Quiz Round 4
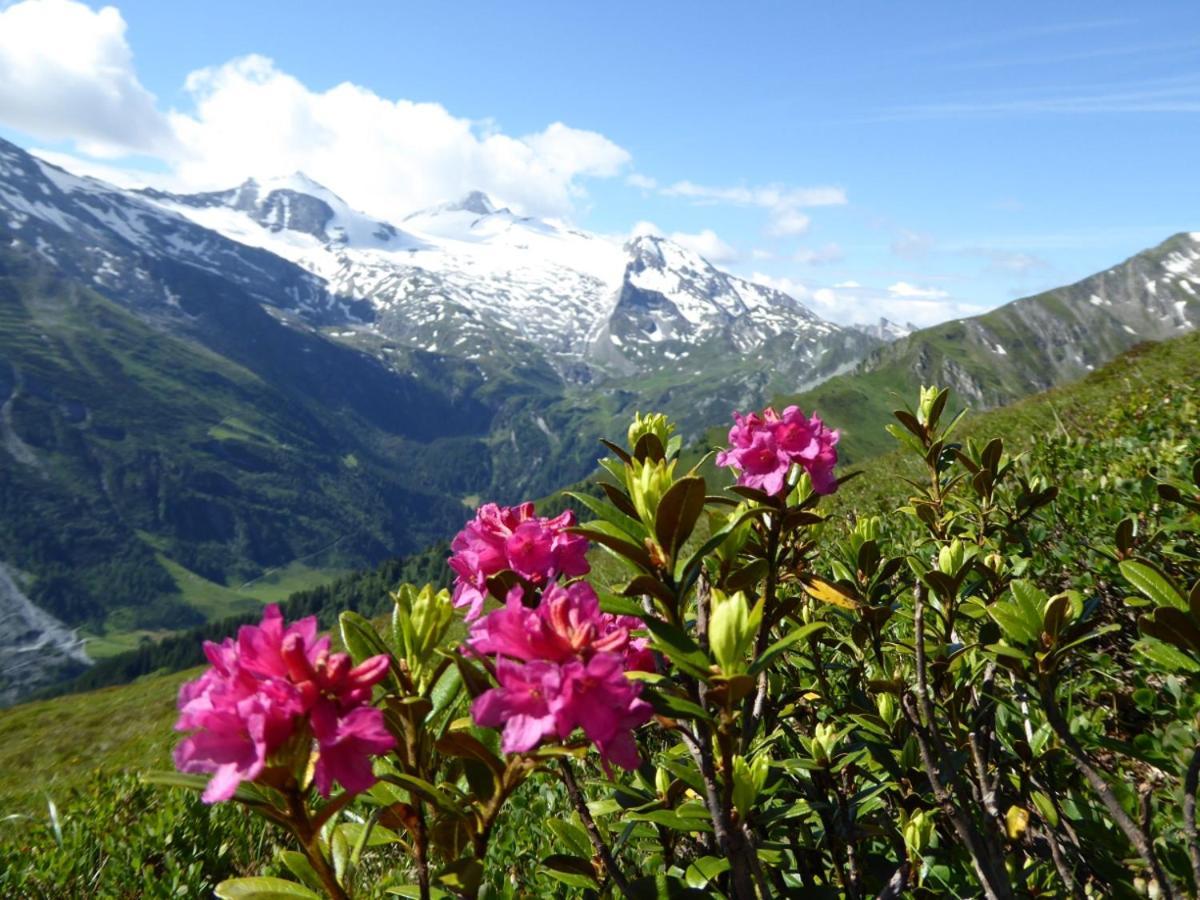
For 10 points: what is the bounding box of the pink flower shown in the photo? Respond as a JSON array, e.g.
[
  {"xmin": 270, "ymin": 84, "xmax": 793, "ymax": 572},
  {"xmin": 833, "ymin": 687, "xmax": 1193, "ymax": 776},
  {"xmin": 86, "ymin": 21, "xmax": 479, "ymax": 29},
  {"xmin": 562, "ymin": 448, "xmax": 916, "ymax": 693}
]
[
  {"xmin": 236, "ymin": 605, "xmax": 330, "ymax": 682},
  {"xmin": 467, "ymin": 582, "xmax": 636, "ymax": 664},
  {"xmin": 173, "ymin": 700, "xmax": 270, "ymax": 804},
  {"xmin": 449, "ymin": 502, "xmax": 590, "ymax": 620},
  {"xmin": 552, "ymin": 654, "xmax": 653, "ymax": 772},
  {"xmin": 174, "ymin": 605, "xmax": 395, "ymax": 803},
  {"xmin": 471, "ymin": 658, "xmax": 562, "ymax": 753},
  {"xmin": 310, "ymin": 703, "xmax": 396, "ymax": 797},
  {"xmin": 717, "ymin": 405, "xmax": 840, "ymax": 496}
]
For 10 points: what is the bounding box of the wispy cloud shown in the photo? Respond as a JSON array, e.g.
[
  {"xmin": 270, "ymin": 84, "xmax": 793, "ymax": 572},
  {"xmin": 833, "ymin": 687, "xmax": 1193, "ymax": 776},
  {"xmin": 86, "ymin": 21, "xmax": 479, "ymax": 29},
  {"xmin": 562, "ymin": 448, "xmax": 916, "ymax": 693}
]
[
  {"xmin": 910, "ymin": 17, "xmax": 1135, "ymax": 56},
  {"xmin": 872, "ymin": 74, "xmax": 1200, "ymax": 120},
  {"xmin": 654, "ymin": 179, "xmax": 846, "ymax": 236},
  {"xmin": 944, "ymin": 40, "xmax": 1200, "ymax": 71}
]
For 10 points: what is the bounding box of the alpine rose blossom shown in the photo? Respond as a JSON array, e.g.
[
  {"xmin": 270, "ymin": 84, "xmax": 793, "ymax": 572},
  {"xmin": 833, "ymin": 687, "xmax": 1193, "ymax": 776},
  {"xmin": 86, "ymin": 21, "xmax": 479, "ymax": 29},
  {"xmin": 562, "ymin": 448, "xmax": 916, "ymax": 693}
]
[
  {"xmin": 448, "ymin": 502, "xmax": 590, "ymax": 620},
  {"xmin": 467, "ymin": 582, "xmax": 646, "ymax": 668},
  {"xmin": 173, "ymin": 605, "xmax": 395, "ymax": 802},
  {"xmin": 716, "ymin": 405, "xmax": 840, "ymax": 496},
  {"xmin": 468, "ymin": 582, "xmax": 653, "ymax": 770}
]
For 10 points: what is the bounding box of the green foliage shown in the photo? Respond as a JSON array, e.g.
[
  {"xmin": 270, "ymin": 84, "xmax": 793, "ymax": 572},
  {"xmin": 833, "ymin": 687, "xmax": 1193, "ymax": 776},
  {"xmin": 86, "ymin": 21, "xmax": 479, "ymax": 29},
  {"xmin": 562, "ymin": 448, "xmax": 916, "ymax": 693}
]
[{"xmin": 2, "ymin": 331, "xmax": 1198, "ymax": 897}]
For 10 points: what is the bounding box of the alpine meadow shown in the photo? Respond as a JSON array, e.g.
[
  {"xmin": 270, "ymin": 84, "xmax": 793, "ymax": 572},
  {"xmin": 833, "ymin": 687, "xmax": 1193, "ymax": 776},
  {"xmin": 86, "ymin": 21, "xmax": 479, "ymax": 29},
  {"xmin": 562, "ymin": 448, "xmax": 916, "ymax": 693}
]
[{"xmin": 0, "ymin": 2, "xmax": 1198, "ymax": 898}]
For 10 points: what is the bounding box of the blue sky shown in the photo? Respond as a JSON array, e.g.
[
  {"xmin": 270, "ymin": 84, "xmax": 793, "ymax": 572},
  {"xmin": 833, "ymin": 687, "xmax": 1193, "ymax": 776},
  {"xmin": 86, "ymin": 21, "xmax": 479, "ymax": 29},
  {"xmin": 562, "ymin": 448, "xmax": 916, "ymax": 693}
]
[{"xmin": 1, "ymin": 0, "xmax": 1197, "ymax": 325}]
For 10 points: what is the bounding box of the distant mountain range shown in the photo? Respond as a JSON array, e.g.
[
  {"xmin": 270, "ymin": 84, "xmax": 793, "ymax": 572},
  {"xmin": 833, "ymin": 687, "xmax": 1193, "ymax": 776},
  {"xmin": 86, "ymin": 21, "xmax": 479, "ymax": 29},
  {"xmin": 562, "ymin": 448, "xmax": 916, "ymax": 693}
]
[
  {"xmin": 0, "ymin": 133, "xmax": 1195, "ymax": 702},
  {"xmin": 773, "ymin": 232, "xmax": 1200, "ymax": 461}
]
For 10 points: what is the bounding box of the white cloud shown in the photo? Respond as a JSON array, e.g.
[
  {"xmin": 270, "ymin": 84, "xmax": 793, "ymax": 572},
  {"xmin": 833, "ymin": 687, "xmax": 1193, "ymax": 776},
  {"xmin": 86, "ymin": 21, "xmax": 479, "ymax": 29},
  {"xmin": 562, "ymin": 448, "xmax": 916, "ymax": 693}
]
[
  {"xmin": 888, "ymin": 281, "xmax": 950, "ymax": 299},
  {"xmin": 670, "ymin": 228, "xmax": 737, "ymax": 263},
  {"xmin": 167, "ymin": 55, "xmax": 631, "ymax": 219},
  {"xmin": 750, "ymin": 248, "xmax": 774, "ymax": 261},
  {"xmin": 793, "ymin": 242, "xmax": 844, "ymax": 265},
  {"xmin": 626, "ymin": 173, "xmax": 657, "ymax": 190},
  {"xmin": 756, "ymin": 276, "xmax": 985, "ymax": 327},
  {"xmin": 629, "ymin": 220, "xmax": 663, "ymax": 238},
  {"xmin": 0, "ymin": 0, "xmax": 176, "ymax": 156},
  {"xmin": 767, "ymin": 209, "xmax": 811, "ymax": 236},
  {"xmin": 751, "ymin": 273, "xmax": 810, "ymax": 301},
  {"xmin": 662, "ymin": 181, "xmax": 846, "ymax": 208},
  {"xmin": 658, "ymin": 179, "xmax": 844, "ymax": 237},
  {"xmin": 0, "ymin": 4, "xmax": 633, "ymax": 221}
]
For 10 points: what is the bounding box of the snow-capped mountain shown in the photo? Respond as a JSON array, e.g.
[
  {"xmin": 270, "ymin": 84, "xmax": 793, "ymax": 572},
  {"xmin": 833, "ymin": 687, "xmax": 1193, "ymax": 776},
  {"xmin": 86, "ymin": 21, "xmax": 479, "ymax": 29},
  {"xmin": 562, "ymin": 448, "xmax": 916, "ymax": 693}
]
[
  {"xmin": 142, "ymin": 176, "xmax": 871, "ymax": 381},
  {"xmin": 850, "ymin": 318, "xmax": 915, "ymax": 343}
]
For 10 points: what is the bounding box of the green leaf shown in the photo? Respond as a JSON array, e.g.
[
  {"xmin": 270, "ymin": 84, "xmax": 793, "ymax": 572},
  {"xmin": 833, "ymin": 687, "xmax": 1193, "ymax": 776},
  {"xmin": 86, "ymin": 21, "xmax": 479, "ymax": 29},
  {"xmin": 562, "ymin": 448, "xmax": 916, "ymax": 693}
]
[
  {"xmin": 278, "ymin": 852, "xmax": 324, "ymax": 895},
  {"xmin": 330, "ymin": 825, "xmax": 350, "ymax": 886},
  {"xmin": 214, "ymin": 877, "xmax": 320, "ymax": 900},
  {"xmin": 386, "ymin": 887, "xmax": 451, "ymax": 899},
  {"xmin": 1120, "ymin": 559, "xmax": 1187, "ymax": 611},
  {"xmin": 339, "ymin": 611, "xmax": 399, "ymax": 690},
  {"xmin": 642, "ymin": 617, "xmax": 711, "ymax": 679},
  {"xmin": 434, "ymin": 858, "xmax": 483, "ymax": 895},
  {"xmin": 655, "ymin": 476, "xmax": 707, "ymax": 560},
  {"xmin": 684, "ymin": 855, "xmax": 730, "ymax": 888},
  {"xmin": 426, "ymin": 663, "xmax": 463, "ymax": 731},
  {"xmin": 571, "ymin": 522, "xmax": 655, "ymax": 572},
  {"xmin": 643, "ymin": 687, "xmax": 712, "ymax": 722},
  {"xmin": 546, "ymin": 818, "xmax": 592, "ymax": 858},
  {"xmin": 540, "ymin": 854, "xmax": 599, "ymax": 890},
  {"xmin": 567, "ymin": 490, "xmax": 646, "ymax": 540},
  {"xmin": 1136, "ymin": 638, "xmax": 1200, "ymax": 673},
  {"xmin": 142, "ymin": 771, "xmax": 275, "ymax": 807},
  {"xmin": 748, "ymin": 621, "xmax": 828, "ymax": 676}
]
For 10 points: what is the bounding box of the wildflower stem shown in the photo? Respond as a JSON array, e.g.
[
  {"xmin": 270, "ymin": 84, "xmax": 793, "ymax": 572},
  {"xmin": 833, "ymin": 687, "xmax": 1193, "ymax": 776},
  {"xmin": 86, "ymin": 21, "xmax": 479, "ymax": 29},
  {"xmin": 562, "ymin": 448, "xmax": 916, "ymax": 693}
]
[
  {"xmin": 558, "ymin": 758, "xmax": 634, "ymax": 898},
  {"xmin": 286, "ymin": 788, "xmax": 349, "ymax": 900}
]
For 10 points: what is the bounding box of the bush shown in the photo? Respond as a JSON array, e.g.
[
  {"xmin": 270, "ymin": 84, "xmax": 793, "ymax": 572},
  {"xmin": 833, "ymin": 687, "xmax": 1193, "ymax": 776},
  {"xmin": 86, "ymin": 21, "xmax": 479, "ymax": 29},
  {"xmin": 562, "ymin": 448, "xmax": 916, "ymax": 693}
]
[{"xmin": 16, "ymin": 377, "xmax": 1200, "ymax": 899}]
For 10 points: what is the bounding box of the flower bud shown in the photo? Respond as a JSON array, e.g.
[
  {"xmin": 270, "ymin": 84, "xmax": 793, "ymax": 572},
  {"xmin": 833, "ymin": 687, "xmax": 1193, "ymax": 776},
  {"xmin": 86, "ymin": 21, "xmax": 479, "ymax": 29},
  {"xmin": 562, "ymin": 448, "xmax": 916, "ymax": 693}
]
[
  {"xmin": 627, "ymin": 411, "xmax": 676, "ymax": 452},
  {"xmin": 709, "ymin": 590, "xmax": 762, "ymax": 675},
  {"xmin": 629, "ymin": 458, "xmax": 677, "ymax": 532},
  {"xmin": 918, "ymin": 385, "xmax": 940, "ymax": 425},
  {"xmin": 732, "ymin": 753, "xmax": 769, "ymax": 818},
  {"xmin": 875, "ymin": 692, "xmax": 897, "ymax": 727},
  {"xmin": 938, "ymin": 540, "xmax": 966, "ymax": 576}
]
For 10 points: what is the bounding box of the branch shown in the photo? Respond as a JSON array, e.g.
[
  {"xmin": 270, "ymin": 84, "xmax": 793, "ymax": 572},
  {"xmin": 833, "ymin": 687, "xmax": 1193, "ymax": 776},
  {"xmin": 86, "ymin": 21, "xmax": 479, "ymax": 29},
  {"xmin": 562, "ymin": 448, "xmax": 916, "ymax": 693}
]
[
  {"xmin": 559, "ymin": 758, "xmax": 635, "ymax": 899},
  {"xmin": 905, "ymin": 585, "xmax": 1012, "ymax": 900},
  {"xmin": 874, "ymin": 862, "xmax": 910, "ymax": 900},
  {"xmin": 1039, "ymin": 687, "xmax": 1176, "ymax": 900},
  {"xmin": 902, "ymin": 694, "xmax": 1012, "ymax": 900},
  {"xmin": 1185, "ymin": 744, "xmax": 1200, "ymax": 893}
]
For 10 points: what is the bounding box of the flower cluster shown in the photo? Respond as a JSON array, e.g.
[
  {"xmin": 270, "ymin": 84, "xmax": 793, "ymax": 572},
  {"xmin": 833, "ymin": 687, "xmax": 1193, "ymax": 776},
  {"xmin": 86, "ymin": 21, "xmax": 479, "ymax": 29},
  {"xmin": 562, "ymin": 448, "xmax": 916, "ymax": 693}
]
[
  {"xmin": 448, "ymin": 501, "xmax": 590, "ymax": 620},
  {"xmin": 468, "ymin": 581, "xmax": 654, "ymax": 771},
  {"xmin": 174, "ymin": 605, "xmax": 395, "ymax": 803},
  {"xmin": 716, "ymin": 405, "xmax": 840, "ymax": 496}
]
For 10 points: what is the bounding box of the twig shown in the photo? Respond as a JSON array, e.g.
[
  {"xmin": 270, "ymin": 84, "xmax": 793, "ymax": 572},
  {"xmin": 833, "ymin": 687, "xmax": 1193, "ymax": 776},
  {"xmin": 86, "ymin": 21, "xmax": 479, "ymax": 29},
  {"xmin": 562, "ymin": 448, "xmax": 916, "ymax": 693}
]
[
  {"xmin": 875, "ymin": 862, "xmax": 910, "ymax": 900},
  {"xmin": 559, "ymin": 758, "xmax": 634, "ymax": 899}
]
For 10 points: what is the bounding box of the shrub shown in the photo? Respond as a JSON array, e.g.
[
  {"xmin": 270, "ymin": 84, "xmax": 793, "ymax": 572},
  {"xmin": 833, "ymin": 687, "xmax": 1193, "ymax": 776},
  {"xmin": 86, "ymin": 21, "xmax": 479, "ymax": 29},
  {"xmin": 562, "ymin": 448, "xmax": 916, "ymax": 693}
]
[{"xmin": 111, "ymin": 384, "xmax": 1200, "ymax": 896}]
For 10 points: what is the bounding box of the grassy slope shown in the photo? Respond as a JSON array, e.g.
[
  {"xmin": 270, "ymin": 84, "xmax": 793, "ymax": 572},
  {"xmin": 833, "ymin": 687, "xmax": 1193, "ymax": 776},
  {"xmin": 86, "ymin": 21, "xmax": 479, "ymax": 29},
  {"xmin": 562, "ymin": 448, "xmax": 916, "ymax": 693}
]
[{"xmin": 0, "ymin": 331, "xmax": 1195, "ymax": 814}]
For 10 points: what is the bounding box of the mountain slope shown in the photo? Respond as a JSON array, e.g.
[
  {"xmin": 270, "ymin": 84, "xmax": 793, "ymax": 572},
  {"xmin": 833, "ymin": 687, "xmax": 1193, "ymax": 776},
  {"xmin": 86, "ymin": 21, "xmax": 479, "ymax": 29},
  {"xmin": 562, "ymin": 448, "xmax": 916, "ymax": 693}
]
[{"xmin": 769, "ymin": 232, "xmax": 1200, "ymax": 461}]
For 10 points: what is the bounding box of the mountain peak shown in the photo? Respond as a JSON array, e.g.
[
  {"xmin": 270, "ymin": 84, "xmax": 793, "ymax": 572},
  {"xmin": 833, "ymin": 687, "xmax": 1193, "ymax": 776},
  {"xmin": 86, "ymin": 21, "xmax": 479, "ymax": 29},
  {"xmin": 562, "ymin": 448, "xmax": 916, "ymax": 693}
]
[{"xmin": 453, "ymin": 190, "xmax": 497, "ymax": 215}]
